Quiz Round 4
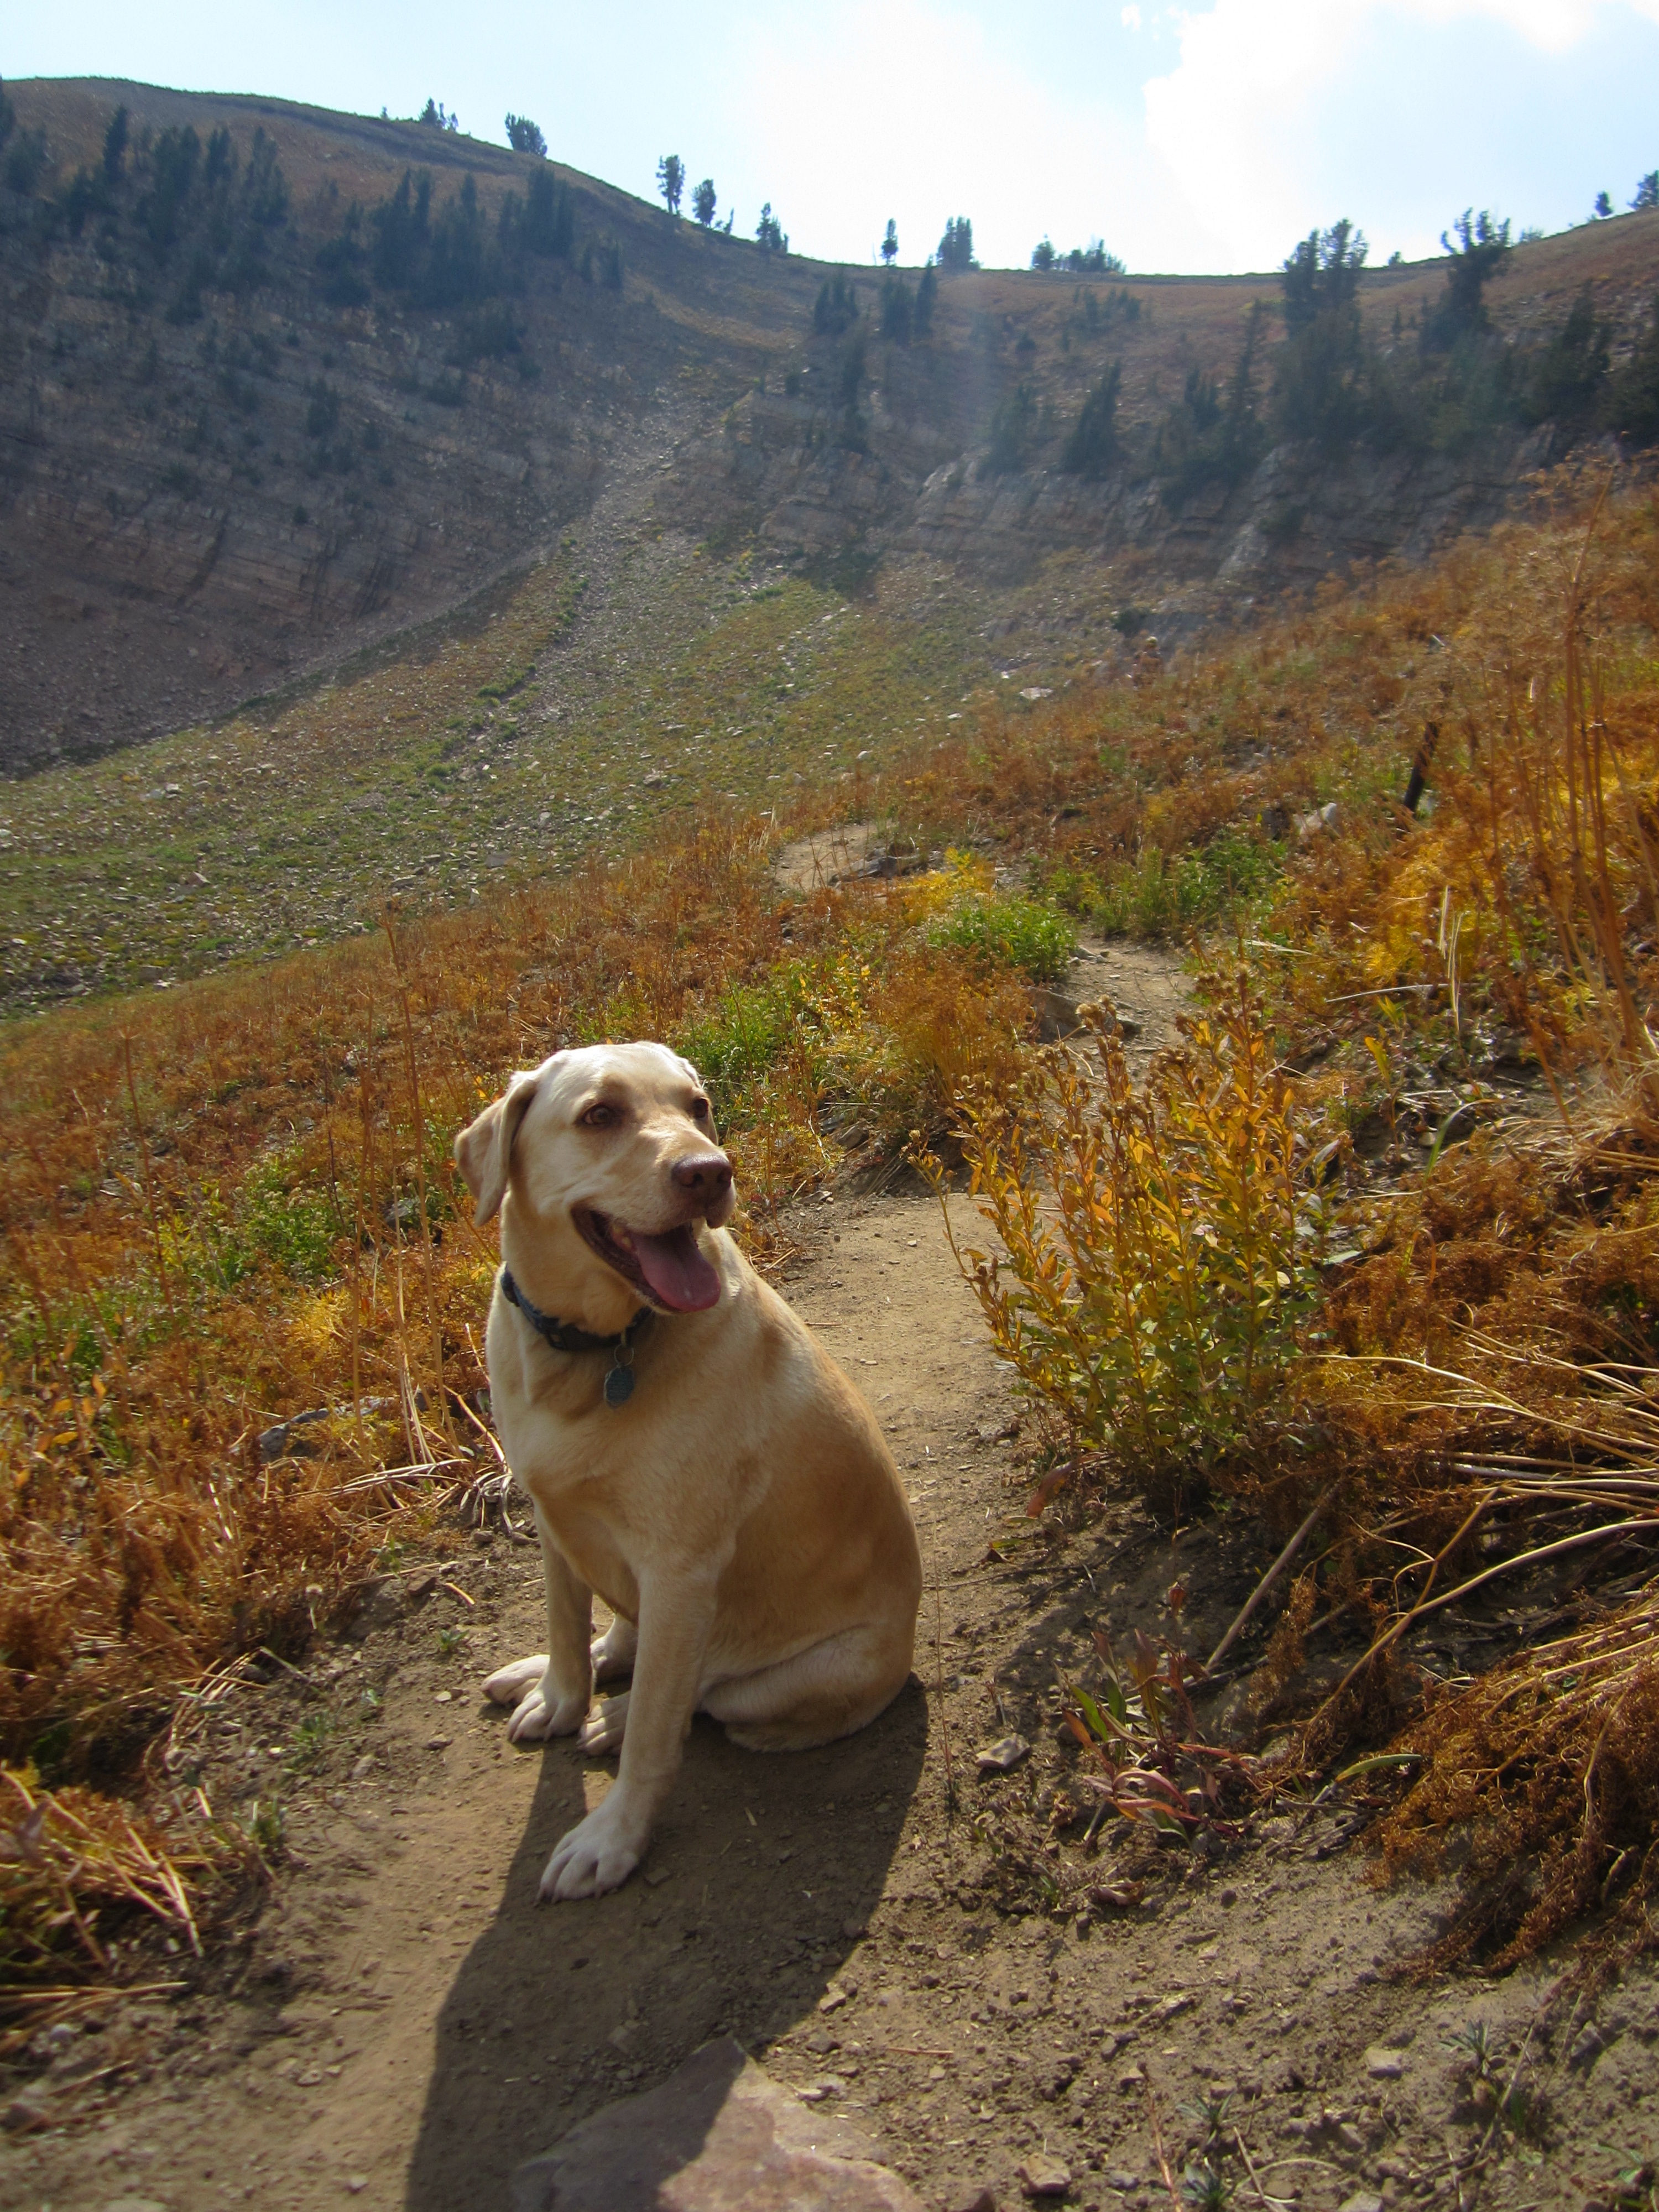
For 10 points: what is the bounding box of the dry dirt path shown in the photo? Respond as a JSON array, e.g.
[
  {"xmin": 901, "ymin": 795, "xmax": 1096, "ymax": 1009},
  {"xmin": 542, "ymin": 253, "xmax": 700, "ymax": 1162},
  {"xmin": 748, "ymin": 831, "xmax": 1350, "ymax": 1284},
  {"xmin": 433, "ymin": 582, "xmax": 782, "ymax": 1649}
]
[{"xmin": 5, "ymin": 987, "xmax": 1658, "ymax": 2212}]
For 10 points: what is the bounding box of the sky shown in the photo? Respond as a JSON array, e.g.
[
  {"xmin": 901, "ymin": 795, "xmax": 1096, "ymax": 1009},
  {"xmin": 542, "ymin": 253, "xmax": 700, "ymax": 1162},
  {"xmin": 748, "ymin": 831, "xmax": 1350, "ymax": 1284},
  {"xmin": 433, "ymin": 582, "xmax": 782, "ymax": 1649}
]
[{"xmin": 7, "ymin": 1, "xmax": 1659, "ymax": 274}]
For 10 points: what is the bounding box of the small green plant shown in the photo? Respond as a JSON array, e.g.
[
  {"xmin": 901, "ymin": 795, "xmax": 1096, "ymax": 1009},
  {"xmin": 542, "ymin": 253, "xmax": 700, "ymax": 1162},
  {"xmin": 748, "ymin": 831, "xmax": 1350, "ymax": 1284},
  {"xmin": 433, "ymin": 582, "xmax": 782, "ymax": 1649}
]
[
  {"xmin": 237, "ymin": 1147, "xmax": 345, "ymax": 1281},
  {"xmin": 248, "ymin": 1798, "xmax": 285, "ymax": 1859},
  {"xmin": 286, "ymin": 1712, "xmax": 333, "ymax": 1768},
  {"xmin": 1498, "ymin": 2081, "xmax": 1549, "ymax": 2144},
  {"xmin": 1444, "ymin": 2019, "xmax": 1494, "ymax": 2076},
  {"xmin": 925, "ymin": 893, "xmax": 1075, "ymax": 983},
  {"xmin": 1076, "ymin": 830, "xmax": 1283, "ymax": 940},
  {"xmin": 436, "ymin": 1626, "xmax": 466, "ymax": 1658},
  {"xmin": 677, "ymin": 963, "xmax": 822, "ymax": 1129},
  {"xmin": 930, "ymin": 978, "xmax": 1324, "ymax": 1472},
  {"xmin": 1181, "ymin": 2161, "xmax": 1233, "ymax": 2211},
  {"xmin": 1179, "ymin": 2091, "xmax": 1237, "ymax": 2148},
  {"xmin": 357, "ymin": 1688, "xmax": 382, "ymax": 1720},
  {"xmin": 1608, "ymin": 2163, "xmax": 1658, "ymax": 2211}
]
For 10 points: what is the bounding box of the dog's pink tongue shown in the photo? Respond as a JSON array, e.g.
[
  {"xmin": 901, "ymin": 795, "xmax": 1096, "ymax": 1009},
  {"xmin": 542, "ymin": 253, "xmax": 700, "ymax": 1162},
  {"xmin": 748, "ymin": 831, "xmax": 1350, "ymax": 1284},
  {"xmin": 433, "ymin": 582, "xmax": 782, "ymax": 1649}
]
[{"xmin": 632, "ymin": 1225, "xmax": 721, "ymax": 1312}]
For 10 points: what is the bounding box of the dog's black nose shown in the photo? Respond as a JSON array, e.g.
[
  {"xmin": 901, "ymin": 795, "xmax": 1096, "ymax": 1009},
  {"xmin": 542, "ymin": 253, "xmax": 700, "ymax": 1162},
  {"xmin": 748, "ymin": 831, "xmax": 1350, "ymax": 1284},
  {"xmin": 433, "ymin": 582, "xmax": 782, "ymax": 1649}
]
[{"xmin": 672, "ymin": 1151, "xmax": 733, "ymax": 1200}]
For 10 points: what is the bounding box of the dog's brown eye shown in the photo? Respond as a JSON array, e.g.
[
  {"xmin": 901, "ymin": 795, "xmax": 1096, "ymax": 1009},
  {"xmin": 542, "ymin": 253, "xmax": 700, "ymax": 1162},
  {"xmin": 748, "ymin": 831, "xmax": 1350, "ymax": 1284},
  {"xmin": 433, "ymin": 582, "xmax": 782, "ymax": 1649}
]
[
  {"xmin": 691, "ymin": 1098, "xmax": 711, "ymax": 1121},
  {"xmin": 580, "ymin": 1103, "xmax": 617, "ymax": 1129}
]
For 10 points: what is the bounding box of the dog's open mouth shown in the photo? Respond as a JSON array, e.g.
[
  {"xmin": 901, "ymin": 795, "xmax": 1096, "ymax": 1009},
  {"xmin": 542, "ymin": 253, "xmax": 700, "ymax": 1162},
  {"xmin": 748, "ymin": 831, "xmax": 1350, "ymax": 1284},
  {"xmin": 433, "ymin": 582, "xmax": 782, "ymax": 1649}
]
[{"xmin": 573, "ymin": 1207, "xmax": 722, "ymax": 1313}]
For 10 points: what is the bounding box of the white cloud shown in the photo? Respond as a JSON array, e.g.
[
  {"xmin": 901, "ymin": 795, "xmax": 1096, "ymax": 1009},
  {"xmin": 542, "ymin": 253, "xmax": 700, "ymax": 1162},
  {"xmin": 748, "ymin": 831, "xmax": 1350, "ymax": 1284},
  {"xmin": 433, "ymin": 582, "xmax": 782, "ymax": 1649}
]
[
  {"xmin": 1144, "ymin": 0, "xmax": 1659, "ymax": 267},
  {"xmin": 1121, "ymin": 4, "xmax": 1143, "ymax": 28},
  {"xmin": 731, "ymin": 0, "xmax": 1225, "ymax": 270}
]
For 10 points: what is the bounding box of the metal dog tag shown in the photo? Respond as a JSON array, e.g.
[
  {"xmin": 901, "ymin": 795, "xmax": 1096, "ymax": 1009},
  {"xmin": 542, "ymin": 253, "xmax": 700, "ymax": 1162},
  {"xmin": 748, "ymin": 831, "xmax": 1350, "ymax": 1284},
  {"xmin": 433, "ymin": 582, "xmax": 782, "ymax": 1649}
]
[{"xmin": 604, "ymin": 1362, "xmax": 635, "ymax": 1408}]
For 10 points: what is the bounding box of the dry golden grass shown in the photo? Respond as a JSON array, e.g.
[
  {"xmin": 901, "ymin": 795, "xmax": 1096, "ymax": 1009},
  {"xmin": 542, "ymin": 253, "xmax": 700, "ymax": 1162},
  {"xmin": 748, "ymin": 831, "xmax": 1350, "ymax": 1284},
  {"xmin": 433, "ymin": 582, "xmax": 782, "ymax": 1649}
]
[
  {"xmin": 0, "ymin": 1763, "xmax": 239, "ymax": 2055},
  {"xmin": 1373, "ymin": 1585, "xmax": 1659, "ymax": 1973}
]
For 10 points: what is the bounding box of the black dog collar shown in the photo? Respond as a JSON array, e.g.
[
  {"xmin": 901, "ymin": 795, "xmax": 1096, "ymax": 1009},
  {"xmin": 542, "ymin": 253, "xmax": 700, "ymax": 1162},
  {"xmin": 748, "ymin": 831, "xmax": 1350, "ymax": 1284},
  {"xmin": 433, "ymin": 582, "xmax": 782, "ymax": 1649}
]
[{"xmin": 499, "ymin": 1268, "xmax": 651, "ymax": 1407}]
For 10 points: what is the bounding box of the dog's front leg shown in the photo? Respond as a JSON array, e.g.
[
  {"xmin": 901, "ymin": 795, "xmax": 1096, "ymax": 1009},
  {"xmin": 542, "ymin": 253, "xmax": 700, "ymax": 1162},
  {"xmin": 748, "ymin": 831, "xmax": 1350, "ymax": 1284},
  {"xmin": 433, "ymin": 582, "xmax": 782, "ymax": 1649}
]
[
  {"xmin": 482, "ymin": 1512, "xmax": 592, "ymax": 1743},
  {"xmin": 539, "ymin": 1573, "xmax": 716, "ymax": 1901}
]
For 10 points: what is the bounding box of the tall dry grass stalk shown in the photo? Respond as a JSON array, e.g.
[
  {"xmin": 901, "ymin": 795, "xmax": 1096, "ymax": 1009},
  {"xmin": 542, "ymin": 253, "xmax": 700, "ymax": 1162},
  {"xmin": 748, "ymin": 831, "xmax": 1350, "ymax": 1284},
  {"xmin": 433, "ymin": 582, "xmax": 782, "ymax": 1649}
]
[
  {"xmin": 1372, "ymin": 1583, "xmax": 1659, "ymax": 1973},
  {"xmin": 0, "ymin": 1765, "xmax": 236, "ymax": 2052}
]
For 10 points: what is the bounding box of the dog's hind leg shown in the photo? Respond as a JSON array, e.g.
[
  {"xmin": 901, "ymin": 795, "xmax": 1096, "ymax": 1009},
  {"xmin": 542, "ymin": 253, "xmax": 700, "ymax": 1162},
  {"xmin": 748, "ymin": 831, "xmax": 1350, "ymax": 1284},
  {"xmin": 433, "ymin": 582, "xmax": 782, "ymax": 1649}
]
[
  {"xmin": 702, "ymin": 1624, "xmax": 911, "ymax": 1752},
  {"xmin": 484, "ymin": 1515, "xmax": 593, "ymax": 1743},
  {"xmin": 577, "ymin": 1691, "xmax": 630, "ymax": 1754},
  {"xmin": 591, "ymin": 1612, "xmax": 638, "ymax": 1684}
]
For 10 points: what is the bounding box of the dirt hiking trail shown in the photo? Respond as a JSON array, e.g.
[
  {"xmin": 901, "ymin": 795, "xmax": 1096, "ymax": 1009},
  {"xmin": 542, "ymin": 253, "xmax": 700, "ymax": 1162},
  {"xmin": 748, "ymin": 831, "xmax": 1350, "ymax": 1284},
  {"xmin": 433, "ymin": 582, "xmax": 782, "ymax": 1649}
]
[{"xmin": 4, "ymin": 957, "xmax": 1658, "ymax": 2212}]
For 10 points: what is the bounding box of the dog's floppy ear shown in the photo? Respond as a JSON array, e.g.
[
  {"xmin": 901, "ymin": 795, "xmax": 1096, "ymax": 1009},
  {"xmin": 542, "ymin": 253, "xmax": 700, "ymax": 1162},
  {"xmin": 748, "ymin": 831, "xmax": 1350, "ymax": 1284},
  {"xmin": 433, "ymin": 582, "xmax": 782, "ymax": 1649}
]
[{"xmin": 453, "ymin": 1071, "xmax": 540, "ymax": 1226}]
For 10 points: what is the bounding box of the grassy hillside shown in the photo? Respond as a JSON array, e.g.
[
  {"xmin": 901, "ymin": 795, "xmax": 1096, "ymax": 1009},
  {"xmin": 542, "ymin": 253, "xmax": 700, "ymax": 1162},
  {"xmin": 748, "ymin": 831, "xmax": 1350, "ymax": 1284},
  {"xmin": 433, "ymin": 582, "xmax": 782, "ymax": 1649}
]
[{"xmin": 0, "ymin": 535, "xmax": 1035, "ymax": 1009}]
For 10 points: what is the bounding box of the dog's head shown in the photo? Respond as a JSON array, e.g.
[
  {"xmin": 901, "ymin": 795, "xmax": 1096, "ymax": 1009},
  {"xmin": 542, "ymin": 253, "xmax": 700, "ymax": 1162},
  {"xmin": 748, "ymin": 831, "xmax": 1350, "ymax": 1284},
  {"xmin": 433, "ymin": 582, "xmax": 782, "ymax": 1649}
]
[{"xmin": 454, "ymin": 1042, "xmax": 734, "ymax": 1321}]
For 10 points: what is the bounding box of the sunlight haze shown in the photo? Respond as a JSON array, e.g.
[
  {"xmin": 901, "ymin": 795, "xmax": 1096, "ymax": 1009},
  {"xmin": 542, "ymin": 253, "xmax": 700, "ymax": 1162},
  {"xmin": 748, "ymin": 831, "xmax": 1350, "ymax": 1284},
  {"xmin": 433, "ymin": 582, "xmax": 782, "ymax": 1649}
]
[{"xmin": 8, "ymin": 0, "xmax": 1659, "ymax": 272}]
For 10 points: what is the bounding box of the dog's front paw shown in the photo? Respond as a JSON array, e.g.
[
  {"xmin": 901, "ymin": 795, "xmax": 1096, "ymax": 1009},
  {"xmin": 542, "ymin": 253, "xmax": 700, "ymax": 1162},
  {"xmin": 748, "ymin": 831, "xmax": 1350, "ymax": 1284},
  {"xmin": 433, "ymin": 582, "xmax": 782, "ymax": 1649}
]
[
  {"xmin": 483, "ymin": 1655, "xmax": 587, "ymax": 1741},
  {"xmin": 506, "ymin": 1681, "xmax": 588, "ymax": 1743},
  {"xmin": 539, "ymin": 1796, "xmax": 646, "ymax": 1901},
  {"xmin": 482, "ymin": 1653, "xmax": 549, "ymax": 1705}
]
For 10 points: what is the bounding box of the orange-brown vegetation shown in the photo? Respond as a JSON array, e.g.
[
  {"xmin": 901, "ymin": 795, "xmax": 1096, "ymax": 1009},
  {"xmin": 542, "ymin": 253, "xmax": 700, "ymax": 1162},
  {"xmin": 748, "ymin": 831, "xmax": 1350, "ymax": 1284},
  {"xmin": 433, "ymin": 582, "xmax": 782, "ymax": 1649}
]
[
  {"xmin": 6, "ymin": 468, "xmax": 1659, "ymax": 2007},
  {"xmin": 921, "ymin": 473, "xmax": 1659, "ymax": 1968}
]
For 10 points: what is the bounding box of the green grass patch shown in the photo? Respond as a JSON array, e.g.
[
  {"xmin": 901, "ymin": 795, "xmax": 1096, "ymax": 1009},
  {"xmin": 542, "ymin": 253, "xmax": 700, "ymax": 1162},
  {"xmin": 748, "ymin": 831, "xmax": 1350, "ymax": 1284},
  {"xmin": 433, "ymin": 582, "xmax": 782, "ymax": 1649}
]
[
  {"xmin": 925, "ymin": 892, "xmax": 1076, "ymax": 982},
  {"xmin": 1048, "ymin": 828, "xmax": 1284, "ymax": 940}
]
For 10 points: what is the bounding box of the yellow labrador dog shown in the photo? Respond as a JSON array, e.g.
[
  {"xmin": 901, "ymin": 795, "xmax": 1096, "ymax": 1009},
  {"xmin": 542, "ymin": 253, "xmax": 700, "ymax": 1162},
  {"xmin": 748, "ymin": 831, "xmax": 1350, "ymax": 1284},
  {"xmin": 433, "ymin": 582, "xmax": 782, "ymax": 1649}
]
[{"xmin": 454, "ymin": 1041, "xmax": 922, "ymax": 1902}]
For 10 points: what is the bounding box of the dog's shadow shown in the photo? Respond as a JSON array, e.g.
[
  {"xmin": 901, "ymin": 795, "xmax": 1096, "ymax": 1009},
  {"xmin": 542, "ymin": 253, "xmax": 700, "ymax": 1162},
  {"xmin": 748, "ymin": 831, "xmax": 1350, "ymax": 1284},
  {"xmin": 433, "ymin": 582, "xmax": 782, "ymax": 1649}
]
[{"xmin": 404, "ymin": 1683, "xmax": 927, "ymax": 2210}]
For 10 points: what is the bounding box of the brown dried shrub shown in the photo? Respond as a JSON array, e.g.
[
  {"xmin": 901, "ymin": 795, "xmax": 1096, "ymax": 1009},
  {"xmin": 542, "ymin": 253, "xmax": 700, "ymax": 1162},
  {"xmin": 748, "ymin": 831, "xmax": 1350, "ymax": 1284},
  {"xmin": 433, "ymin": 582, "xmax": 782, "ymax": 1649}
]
[{"xmin": 1371, "ymin": 1594, "xmax": 1659, "ymax": 1973}]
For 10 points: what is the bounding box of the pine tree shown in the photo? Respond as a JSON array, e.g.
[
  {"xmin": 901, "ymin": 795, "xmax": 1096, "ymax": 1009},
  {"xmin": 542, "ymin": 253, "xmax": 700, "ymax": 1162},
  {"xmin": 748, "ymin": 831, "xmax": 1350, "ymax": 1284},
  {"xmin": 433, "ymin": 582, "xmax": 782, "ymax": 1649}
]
[
  {"xmin": 1280, "ymin": 218, "xmax": 1367, "ymax": 335},
  {"xmin": 1604, "ymin": 293, "xmax": 1659, "ymax": 439},
  {"xmin": 915, "ymin": 262, "xmax": 937, "ymax": 336},
  {"xmin": 693, "ymin": 177, "xmax": 717, "ymax": 227},
  {"xmin": 1031, "ymin": 237, "xmax": 1057, "ymax": 272},
  {"xmin": 1594, "ymin": 190, "xmax": 1614, "ymax": 219},
  {"xmin": 937, "ymin": 217, "xmax": 976, "ymax": 273},
  {"xmin": 880, "ymin": 278, "xmax": 912, "ymax": 343},
  {"xmin": 1525, "ymin": 284, "xmax": 1609, "ymax": 424},
  {"xmin": 657, "ymin": 155, "xmax": 685, "ymax": 217},
  {"xmin": 525, "ymin": 168, "xmax": 574, "ymax": 257},
  {"xmin": 755, "ymin": 202, "xmax": 785, "ymax": 251},
  {"xmin": 881, "ymin": 219, "xmax": 898, "ymax": 267},
  {"xmin": 1062, "ymin": 364, "xmax": 1121, "ymax": 478},
  {"xmin": 985, "ymin": 382, "xmax": 1036, "ymax": 473},
  {"xmin": 1424, "ymin": 209, "xmax": 1511, "ymax": 350},
  {"xmin": 1634, "ymin": 173, "xmax": 1659, "ymax": 211},
  {"xmin": 814, "ymin": 275, "xmax": 859, "ymax": 334},
  {"xmin": 1273, "ymin": 221, "xmax": 1373, "ymax": 447},
  {"xmin": 102, "ymin": 104, "xmax": 128, "ymax": 183},
  {"xmin": 505, "ymin": 114, "xmax": 547, "ymax": 158}
]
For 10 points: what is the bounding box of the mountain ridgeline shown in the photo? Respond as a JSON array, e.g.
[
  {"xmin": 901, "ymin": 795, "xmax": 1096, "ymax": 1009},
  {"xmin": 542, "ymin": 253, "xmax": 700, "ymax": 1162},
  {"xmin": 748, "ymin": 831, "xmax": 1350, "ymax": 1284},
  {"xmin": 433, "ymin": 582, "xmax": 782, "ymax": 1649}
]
[{"xmin": 3, "ymin": 74, "xmax": 1659, "ymax": 775}]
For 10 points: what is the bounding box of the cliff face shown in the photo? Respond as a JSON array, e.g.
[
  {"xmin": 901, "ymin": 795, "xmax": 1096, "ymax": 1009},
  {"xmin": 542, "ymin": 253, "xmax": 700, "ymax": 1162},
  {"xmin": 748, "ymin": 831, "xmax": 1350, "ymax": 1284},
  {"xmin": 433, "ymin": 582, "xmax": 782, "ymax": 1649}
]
[
  {"xmin": 4, "ymin": 76, "xmax": 1658, "ymax": 778},
  {"xmin": 682, "ymin": 380, "xmax": 1551, "ymax": 581},
  {"xmin": 0, "ymin": 80, "xmax": 807, "ymax": 773}
]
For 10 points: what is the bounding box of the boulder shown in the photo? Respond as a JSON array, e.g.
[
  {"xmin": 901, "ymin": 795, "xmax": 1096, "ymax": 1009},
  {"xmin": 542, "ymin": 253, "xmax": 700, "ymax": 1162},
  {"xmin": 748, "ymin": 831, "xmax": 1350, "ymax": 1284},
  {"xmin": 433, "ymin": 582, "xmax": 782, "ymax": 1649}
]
[{"xmin": 510, "ymin": 2037, "xmax": 922, "ymax": 2211}]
